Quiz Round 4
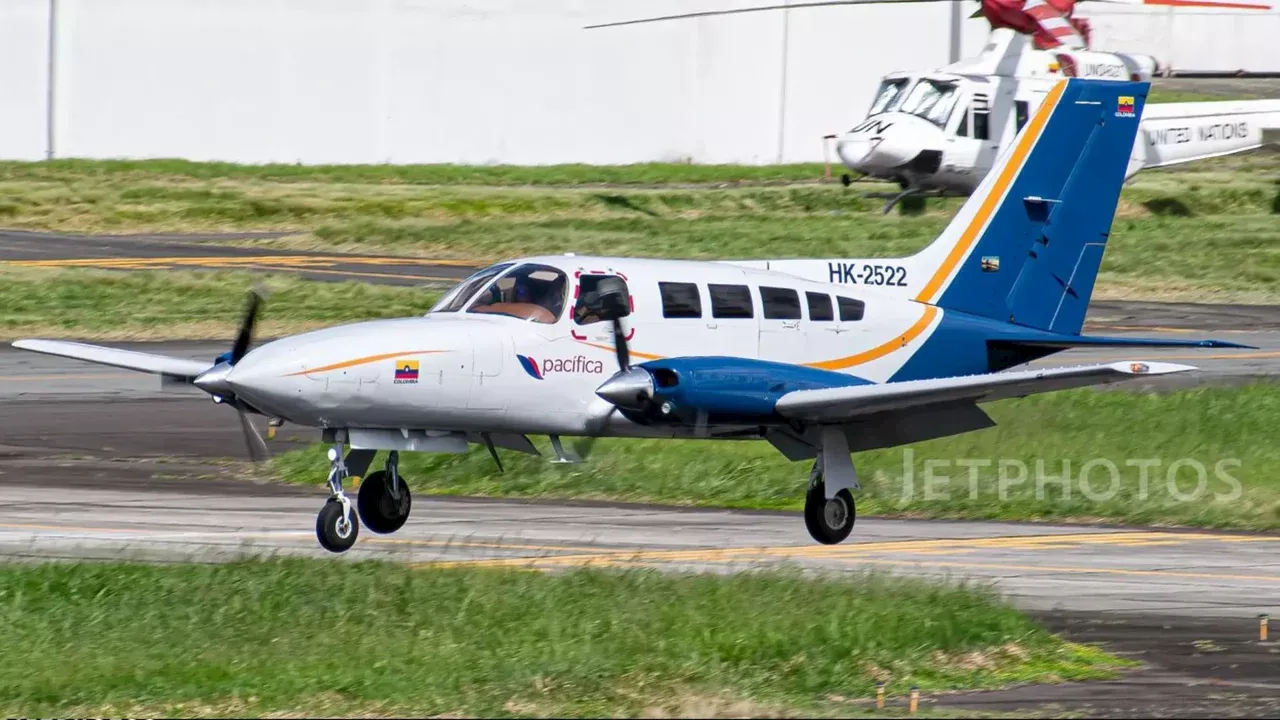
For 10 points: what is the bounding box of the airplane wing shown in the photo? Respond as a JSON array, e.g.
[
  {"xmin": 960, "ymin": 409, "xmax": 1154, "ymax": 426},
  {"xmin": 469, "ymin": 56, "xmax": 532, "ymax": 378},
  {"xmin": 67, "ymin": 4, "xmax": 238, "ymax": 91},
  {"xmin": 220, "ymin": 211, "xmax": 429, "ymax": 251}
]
[
  {"xmin": 12, "ymin": 339, "xmax": 212, "ymax": 380},
  {"xmin": 1131, "ymin": 100, "xmax": 1280, "ymax": 176},
  {"xmin": 774, "ymin": 360, "xmax": 1193, "ymax": 422}
]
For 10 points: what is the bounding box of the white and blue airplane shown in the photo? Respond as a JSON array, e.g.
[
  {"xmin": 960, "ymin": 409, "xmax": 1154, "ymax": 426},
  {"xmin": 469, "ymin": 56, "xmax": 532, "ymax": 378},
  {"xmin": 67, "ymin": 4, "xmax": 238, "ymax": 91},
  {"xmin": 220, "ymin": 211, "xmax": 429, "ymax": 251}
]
[{"xmin": 13, "ymin": 79, "xmax": 1246, "ymax": 553}]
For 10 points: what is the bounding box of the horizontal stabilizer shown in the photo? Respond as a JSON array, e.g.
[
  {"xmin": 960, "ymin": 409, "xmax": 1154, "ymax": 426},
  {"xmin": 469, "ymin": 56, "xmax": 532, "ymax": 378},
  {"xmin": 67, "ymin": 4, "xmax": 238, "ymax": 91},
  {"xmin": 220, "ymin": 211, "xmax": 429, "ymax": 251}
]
[
  {"xmin": 991, "ymin": 335, "xmax": 1254, "ymax": 350},
  {"xmin": 12, "ymin": 339, "xmax": 212, "ymax": 380},
  {"xmin": 776, "ymin": 361, "xmax": 1193, "ymax": 422}
]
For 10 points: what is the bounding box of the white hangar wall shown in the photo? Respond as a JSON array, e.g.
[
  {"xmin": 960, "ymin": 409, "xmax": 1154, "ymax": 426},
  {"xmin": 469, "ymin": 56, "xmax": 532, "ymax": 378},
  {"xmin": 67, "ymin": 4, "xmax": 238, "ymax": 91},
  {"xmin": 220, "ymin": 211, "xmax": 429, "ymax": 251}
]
[{"xmin": 0, "ymin": 0, "xmax": 1276, "ymax": 165}]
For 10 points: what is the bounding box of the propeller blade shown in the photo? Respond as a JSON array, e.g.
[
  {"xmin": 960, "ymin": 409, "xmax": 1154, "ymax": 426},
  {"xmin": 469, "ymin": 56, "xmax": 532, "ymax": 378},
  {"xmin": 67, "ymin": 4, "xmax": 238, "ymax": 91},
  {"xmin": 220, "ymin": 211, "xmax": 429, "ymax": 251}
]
[
  {"xmin": 237, "ymin": 409, "xmax": 270, "ymax": 463},
  {"xmin": 229, "ymin": 286, "xmax": 267, "ymax": 365},
  {"xmin": 572, "ymin": 436, "xmax": 599, "ymax": 461},
  {"xmin": 613, "ymin": 318, "xmax": 631, "ymax": 371}
]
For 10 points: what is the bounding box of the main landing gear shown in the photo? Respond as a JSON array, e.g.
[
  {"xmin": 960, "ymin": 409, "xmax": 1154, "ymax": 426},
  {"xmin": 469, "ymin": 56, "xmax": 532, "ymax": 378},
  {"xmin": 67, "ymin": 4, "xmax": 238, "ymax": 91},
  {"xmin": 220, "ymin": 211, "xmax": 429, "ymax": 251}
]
[
  {"xmin": 357, "ymin": 450, "xmax": 412, "ymax": 535},
  {"xmin": 314, "ymin": 434, "xmax": 413, "ymax": 553},
  {"xmin": 803, "ymin": 432, "xmax": 860, "ymax": 545}
]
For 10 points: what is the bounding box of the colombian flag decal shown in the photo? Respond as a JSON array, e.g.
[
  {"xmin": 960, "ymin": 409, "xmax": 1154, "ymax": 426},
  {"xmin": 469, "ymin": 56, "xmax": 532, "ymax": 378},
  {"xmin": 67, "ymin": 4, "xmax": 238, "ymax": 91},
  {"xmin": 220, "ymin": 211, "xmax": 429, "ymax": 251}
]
[
  {"xmin": 393, "ymin": 359, "xmax": 420, "ymax": 384},
  {"xmin": 1116, "ymin": 96, "xmax": 1135, "ymax": 118}
]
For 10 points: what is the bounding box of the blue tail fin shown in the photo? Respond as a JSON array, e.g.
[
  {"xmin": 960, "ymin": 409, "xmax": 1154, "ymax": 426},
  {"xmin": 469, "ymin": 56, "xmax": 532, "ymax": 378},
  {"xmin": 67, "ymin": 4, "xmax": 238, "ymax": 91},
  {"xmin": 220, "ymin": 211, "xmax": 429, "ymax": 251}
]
[{"xmin": 909, "ymin": 79, "xmax": 1147, "ymax": 335}]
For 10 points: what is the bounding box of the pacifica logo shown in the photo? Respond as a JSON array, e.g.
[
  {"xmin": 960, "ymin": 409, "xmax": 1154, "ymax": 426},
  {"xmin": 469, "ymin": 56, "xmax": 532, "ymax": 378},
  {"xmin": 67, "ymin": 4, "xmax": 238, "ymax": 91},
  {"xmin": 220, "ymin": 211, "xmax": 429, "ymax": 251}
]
[{"xmin": 517, "ymin": 354, "xmax": 605, "ymax": 379}]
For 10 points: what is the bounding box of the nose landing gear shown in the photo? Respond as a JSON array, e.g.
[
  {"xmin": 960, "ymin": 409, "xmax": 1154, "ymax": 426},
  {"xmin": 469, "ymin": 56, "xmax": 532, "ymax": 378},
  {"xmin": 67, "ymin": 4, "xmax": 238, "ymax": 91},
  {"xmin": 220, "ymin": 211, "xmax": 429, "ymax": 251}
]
[
  {"xmin": 316, "ymin": 441, "xmax": 359, "ymax": 553},
  {"xmin": 357, "ymin": 450, "xmax": 412, "ymax": 534}
]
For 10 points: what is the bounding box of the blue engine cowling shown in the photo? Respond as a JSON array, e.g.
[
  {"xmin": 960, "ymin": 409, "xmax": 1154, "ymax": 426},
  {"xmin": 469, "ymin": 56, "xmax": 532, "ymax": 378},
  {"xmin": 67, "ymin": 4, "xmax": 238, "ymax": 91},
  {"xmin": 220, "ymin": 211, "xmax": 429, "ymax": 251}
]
[{"xmin": 599, "ymin": 356, "xmax": 872, "ymax": 426}]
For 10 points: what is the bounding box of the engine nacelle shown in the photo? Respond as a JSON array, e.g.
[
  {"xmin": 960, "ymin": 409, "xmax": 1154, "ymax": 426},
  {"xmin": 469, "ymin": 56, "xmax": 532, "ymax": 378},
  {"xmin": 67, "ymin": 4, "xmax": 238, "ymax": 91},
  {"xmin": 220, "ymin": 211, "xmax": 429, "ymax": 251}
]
[{"xmin": 595, "ymin": 357, "xmax": 872, "ymax": 427}]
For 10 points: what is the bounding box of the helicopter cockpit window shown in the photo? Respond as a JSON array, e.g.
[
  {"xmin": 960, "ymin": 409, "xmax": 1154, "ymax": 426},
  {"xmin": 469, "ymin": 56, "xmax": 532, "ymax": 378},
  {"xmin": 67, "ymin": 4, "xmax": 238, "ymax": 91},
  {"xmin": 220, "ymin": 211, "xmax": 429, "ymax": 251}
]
[
  {"xmin": 867, "ymin": 78, "xmax": 910, "ymax": 116},
  {"xmin": 430, "ymin": 263, "xmax": 514, "ymax": 313},
  {"xmin": 467, "ymin": 264, "xmax": 568, "ymax": 324},
  {"xmin": 899, "ymin": 79, "xmax": 960, "ymax": 129}
]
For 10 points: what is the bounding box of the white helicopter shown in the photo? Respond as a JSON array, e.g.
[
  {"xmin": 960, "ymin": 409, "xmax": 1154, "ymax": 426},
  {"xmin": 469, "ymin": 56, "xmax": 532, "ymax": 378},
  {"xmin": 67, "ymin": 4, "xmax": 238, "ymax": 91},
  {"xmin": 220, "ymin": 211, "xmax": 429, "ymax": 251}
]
[
  {"xmin": 12, "ymin": 80, "xmax": 1245, "ymax": 553},
  {"xmin": 589, "ymin": 0, "xmax": 1280, "ymax": 212}
]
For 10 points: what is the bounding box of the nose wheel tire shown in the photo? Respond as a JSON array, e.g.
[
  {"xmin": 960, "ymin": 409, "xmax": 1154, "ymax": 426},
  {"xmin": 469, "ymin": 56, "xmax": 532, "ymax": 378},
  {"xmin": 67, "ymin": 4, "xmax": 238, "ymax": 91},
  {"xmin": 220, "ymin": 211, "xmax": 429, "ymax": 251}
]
[
  {"xmin": 804, "ymin": 482, "xmax": 855, "ymax": 545},
  {"xmin": 316, "ymin": 498, "xmax": 360, "ymax": 553},
  {"xmin": 357, "ymin": 470, "xmax": 412, "ymax": 535}
]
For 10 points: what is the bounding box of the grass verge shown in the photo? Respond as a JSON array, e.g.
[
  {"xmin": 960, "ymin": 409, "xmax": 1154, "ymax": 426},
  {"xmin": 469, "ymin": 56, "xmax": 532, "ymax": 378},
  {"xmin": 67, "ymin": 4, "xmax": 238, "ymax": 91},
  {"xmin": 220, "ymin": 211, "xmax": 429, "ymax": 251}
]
[
  {"xmin": 0, "ymin": 559, "xmax": 1125, "ymax": 718},
  {"xmin": 272, "ymin": 384, "xmax": 1280, "ymax": 531},
  {"xmin": 0, "ymin": 267, "xmax": 441, "ymax": 341},
  {"xmin": 2, "ymin": 154, "xmax": 1278, "ymax": 303}
]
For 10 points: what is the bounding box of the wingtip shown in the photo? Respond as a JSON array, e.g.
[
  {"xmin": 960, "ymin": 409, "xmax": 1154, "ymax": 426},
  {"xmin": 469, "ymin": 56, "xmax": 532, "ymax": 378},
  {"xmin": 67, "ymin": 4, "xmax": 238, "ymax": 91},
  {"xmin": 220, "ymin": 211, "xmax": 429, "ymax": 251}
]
[{"xmin": 1110, "ymin": 360, "xmax": 1197, "ymax": 375}]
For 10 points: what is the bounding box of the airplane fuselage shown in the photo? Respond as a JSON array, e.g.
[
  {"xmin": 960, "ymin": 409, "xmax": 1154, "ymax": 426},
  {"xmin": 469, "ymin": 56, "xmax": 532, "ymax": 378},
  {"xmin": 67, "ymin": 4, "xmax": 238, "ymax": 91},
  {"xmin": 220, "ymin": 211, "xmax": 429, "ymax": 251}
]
[{"xmin": 223, "ymin": 255, "xmax": 998, "ymax": 441}]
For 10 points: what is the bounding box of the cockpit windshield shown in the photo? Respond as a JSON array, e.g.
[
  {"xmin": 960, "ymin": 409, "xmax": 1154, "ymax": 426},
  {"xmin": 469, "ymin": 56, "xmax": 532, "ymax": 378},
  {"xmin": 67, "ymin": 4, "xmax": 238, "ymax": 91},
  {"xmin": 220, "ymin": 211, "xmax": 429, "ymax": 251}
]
[
  {"xmin": 429, "ymin": 263, "xmax": 514, "ymax": 313},
  {"xmin": 867, "ymin": 78, "xmax": 910, "ymax": 116},
  {"xmin": 898, "ymin": 79, "xmax": 960, "ymax": 128},
  {"xmin": 467, "ymin": 264, "xmax": 567, "ymax": 324}
]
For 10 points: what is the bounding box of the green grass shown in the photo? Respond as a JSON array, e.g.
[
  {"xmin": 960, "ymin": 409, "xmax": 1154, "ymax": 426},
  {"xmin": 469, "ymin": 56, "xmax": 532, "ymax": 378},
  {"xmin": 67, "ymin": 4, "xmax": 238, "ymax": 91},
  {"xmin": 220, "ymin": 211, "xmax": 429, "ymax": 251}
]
[
  {"xmin": 0, "ymin": 559, "xmax": 1125, "ymax": 718},
  {"xmin": 2, "ymin": 155, "xmax": 1278, "ymax": 302},
  {"xmin": 0, "ymin": 267, "xmax": 441, "ymax": 341},
  {"xmin": 272, "ymin": 384, "xmax": 1280, "ymax": 531},
  {"xmin": 0, "ymin": 158, "xmax": 830, "ymax": 187}
]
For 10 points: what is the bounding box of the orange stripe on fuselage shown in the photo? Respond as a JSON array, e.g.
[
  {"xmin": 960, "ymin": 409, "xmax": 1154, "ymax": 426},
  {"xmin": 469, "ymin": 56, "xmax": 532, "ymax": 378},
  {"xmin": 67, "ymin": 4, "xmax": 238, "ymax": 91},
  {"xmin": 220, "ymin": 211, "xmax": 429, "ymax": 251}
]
[
  {"xmin": 574, "ymin": 340, "xmax": 665, "ymax": 361},
  {"xmin": 282, "ymin": 350, "xmax": 444, "ymax": 377},
  {"xmin": 913, "ymin": 80, "xmax": 1067, "ymax": 305},
  {"xmin": 805, "ymin": 306, "xmax": 939, "ymax": 371}
]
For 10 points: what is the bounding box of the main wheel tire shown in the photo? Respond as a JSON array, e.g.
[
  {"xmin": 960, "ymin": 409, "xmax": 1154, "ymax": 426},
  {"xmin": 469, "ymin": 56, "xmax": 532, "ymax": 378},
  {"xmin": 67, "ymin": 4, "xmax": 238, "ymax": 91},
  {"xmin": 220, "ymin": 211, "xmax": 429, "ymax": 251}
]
[
  {"xmin": 804, "ymin": 482, "xmax": 855, "ymax": 545},
  {"xmin": 357, "ymin": 470, "xmax": 412, "ymax": 535},
  {"xmin": 316, "ymin": 498, "xmax": 360, "ymax": 553}
]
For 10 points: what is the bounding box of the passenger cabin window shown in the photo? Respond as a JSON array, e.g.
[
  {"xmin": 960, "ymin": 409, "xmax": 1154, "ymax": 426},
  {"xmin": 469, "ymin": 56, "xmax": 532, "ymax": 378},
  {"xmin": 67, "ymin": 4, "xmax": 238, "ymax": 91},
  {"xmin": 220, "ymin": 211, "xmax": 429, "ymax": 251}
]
[
  {"xmin": 973, "ymin": 111, "xmax": 990, "ymax": 140},
  {"xmin": 708, "ymin": 284, "xmax": 753, "ymax": 319},
  {"xmin": 658, "ymin": 281, "xmax": 702, "ymax": 319},
  {"xmin": 431, "ymin": 263, "xmax": 514, "ymax": 313},
  {"xmin": 972, "ymin": 93, "xmax": 991, "ymax": 141},
  {"xmin": 760, "ymin": 286, "xmax": 801, "ymax": 320},
  {"xmin": 806, "ymin": 291, "xmax": 834, "ymax": 321},
  {"xmin": 467, "ymin": 264, "xmax": 567, "ymax": 324},
  {"xmin": 837, "ymin": 296, "xmax": 865, "ymax": 322},
  {"xmin": 1015, "ymin": 100, "xmax": 1029, "ymax": 134},
  {"xmin": 956, "ymin": 107, "xmax": 969, "ymax": 137}
]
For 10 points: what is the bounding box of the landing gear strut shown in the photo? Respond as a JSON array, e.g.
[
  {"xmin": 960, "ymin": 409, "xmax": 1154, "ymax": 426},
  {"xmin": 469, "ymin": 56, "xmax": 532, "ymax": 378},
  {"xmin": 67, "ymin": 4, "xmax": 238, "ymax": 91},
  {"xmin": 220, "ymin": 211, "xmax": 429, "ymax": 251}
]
[
  {"xmin": 316, "ymin": 436, "xmax": 359, "ymax": 553},
  {"xmin": 357, "ymin": 450, "xmax": 412, "ymax": 534}
]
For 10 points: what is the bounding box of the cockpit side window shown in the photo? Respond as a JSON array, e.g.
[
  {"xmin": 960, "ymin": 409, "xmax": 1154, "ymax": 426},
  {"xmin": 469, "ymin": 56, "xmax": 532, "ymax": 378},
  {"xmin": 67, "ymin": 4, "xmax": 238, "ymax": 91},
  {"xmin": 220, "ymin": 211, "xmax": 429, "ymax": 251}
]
[
  {"xmin": 467, "ymin": 264, "xmax": 567, "ymax": 324},
  {"xmin": 867, "ymin": 78, "xmax": 910, "ymax": 116},
  {"xmin": 431, "ymin": 263, "xmax": 514, "ymax": 313}
]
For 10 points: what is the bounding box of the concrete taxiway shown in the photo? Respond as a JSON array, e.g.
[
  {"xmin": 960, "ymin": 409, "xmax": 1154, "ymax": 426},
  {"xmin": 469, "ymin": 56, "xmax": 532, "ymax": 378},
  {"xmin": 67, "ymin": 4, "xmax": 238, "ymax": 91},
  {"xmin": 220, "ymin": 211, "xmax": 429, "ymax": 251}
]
[{"xmin": 0, "ymin": 229, "xmax": 476, "ymax": 286}]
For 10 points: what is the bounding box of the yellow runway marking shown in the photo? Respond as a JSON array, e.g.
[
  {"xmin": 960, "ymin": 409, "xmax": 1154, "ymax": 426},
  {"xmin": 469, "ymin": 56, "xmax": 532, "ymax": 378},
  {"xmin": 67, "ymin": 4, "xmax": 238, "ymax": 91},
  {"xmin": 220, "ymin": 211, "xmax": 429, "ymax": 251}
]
[
  {"xmin": 244, "ymin": 263, "xmax": 460, "ymax": 283},
  {"xmin": 426, "ymin": 531, "xmax": 1280, "ymax": 569},
  {"xmin": 4, "ymin": 255, "xmax": 477, "ymax": 272},
  {"xmin": 848, "ymin": 558, "xmax": 1280, "ymax": 585}
]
